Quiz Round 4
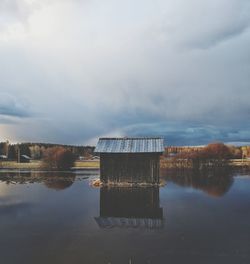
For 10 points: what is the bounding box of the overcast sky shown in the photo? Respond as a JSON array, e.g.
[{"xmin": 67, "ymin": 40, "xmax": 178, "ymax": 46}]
[{"xmin": 0, "ymin": 0, "xmax": 250, "ymax": 145}]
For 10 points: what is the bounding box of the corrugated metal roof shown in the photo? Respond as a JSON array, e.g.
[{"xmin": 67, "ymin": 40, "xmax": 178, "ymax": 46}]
[{"xmin": 95, "ymin": 137, "xmax": 164, "ymax": 153}]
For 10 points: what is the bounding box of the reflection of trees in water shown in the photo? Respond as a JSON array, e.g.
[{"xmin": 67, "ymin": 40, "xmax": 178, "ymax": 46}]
[
  {"xmin": 95, "ymin": 187, "xmax": 164, "ymax": 229},
  {"xmin": 43, "ymin": 174, "xmax": 76, "ymax": 190},
  {"xmin": 0, "ymin": 172, "xmax": 76, "ymax": 191},
  {"xmin": 161, "ymin": 169, "xmax": 234, "ymax": 197}
]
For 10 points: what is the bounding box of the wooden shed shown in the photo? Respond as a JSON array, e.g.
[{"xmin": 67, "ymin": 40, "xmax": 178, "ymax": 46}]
[{"xmin": 95, "ymin": 137, "xmax": 164, "ymax": 185}]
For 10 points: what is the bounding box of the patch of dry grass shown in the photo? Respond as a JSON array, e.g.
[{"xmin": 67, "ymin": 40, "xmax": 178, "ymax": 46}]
[
  {"xmin": 74, "ymin": 161, "xmax": 100, "ymax": 168},
  {"xmin": 0, "ymin": 160, "xmax": 100, "ymax": 170},
  {"xmin": 0, "ymin": 161, "xmax": 42, "ymax": 169}
]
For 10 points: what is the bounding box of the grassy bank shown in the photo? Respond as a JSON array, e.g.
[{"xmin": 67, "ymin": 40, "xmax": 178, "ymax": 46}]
[
  {"xmin": 0, "ymin": 161, "xmax": 42, "ymax": 170},
  {"xmin": 0, "ymin": 160, "xmax": 100, "ymax": 170},
  {"xmin": 73, "ymin": 160, "xmax": 100, "ymax": 169}
]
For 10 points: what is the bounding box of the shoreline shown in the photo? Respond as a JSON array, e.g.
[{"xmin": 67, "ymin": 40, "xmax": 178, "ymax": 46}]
[{"xmin": 1, "ymin": 159, "xmax": 250, "ymax": 171}]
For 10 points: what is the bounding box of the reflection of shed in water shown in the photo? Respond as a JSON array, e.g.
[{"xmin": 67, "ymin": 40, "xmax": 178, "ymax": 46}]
[
  {"xmin": 95, "ymin": 137, "xmax": 164, "ymax": 185},
  {"xmin": 95, "ymin": 187, "xmax": 164, "ymax": 229}
]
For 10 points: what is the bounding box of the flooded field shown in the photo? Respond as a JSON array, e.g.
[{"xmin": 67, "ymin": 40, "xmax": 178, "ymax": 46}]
[{"xmin": 0, "ymin": 170, "xmax": 250, "ymax": 264}]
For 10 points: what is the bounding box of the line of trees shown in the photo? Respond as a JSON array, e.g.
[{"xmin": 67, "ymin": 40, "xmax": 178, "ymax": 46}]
[
  {"xmin": 171, "ymin": 142, "xmax": 240, "ymax": 169},
  {"xmin": 0, "ymin": 141, "xmax": 94, "ymax": 160},
  {"xmin": 165, "ymin": 143, "xmax": 250, "ymax": 159}
]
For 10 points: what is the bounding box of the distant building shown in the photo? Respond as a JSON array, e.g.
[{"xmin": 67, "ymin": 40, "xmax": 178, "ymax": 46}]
[
  {"xmin": 0, "ymin": 155, "xmax": 7, "ymax": 160},
  {"xmin": 78, "ymin": 156, "xmax": 85, "ymax": 161},
  {"xmin": 95, "ymin": 137, "xmax": 164, "ymax": 185},
  {"xmin": 20, "ymin": 155, "xmax": 31, "ymax": 163}
]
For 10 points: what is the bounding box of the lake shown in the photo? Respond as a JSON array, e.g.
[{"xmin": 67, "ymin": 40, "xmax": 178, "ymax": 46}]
[{"xmin": 0, "ymin": 169, "xmax": 250, "ymax": 264}]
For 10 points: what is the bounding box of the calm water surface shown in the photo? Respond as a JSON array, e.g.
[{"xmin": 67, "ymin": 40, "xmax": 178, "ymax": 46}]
[{"xmin": 0, "ymin": 170, "xmax": 250, "ymax": 264}]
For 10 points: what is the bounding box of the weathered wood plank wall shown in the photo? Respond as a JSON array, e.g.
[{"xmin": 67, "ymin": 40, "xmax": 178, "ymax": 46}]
[{"xmin": 100, "ymin": 153, "xmax": 160, "ymax": 184}]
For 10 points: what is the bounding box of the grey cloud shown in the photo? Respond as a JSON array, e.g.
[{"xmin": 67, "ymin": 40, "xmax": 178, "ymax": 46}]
[
  {"xmin": 0, "ymin": 0, "xmax": 249, "ymax": 145},
  {"xmin": 0, "ymin": 0, "xmax": 85, "ymax": 33},
  {"xmin": 187, "ymin": 21, "xmax": 249, "ymax": 49},
  {"xmin": 158, "ymin": 0, "xmax": 250, "ymax": 49},
  {"xmin": 0, "ymin": 0, "xmax": 34, "ymax": 30},
  {"xmin": 122, "ymin": 122, "xmax": 250, "ymax": 146},
  {"xmin": 0, "ymin": 93, "xmax": 30, "ymax": 118}
]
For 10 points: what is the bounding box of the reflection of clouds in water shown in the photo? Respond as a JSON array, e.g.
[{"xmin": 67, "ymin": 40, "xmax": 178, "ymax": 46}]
[
  {"xmin": 0, "ymin": 198, "xmax": 27, "ymax": 209},
  {"xmin": 0, "ymin": 172, "xmax": 77, "ymax": 220},
  {"xmin": 0, "ymin": 181, "xmax": 26, "ymax": 213},
  {"xmin": 0, "ymin": 181, "xmax": 30, "ymax": 218},
  {"xmin": 0, "ymin": 182, "xmax": 10, "ymax": 196},
  {"xmin": 229, "ymin": 175, "xmax": 250, "ymax": 192},
  {"xmin": 0, "ymin": 195, "xmax": 30, "ymax": 219},
  {"xmin": 0, "ymin": 197, "xmax": 22, "ymax": 206}
]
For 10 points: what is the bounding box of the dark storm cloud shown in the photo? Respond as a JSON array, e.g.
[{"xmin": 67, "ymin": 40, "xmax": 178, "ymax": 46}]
[{"xmin": 122, "ymin": 122, "xmax": 250, "ymax": 146}]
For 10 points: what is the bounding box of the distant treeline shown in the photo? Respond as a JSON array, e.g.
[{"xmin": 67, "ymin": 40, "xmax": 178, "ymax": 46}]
[
  {"xmin": 0, "ymin": 141, "xmax": 95, "ymax": 160},
  {"xmin": 163, "ymin": 142, "xmax": 250, "ymax": 170},
  {"xmin": 165, "ymin": 144, "xmax": 250, "ymax": 159},
  {"xmin": 1, "ymin": 140, "xmax": 250, "ymax": 163}
]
